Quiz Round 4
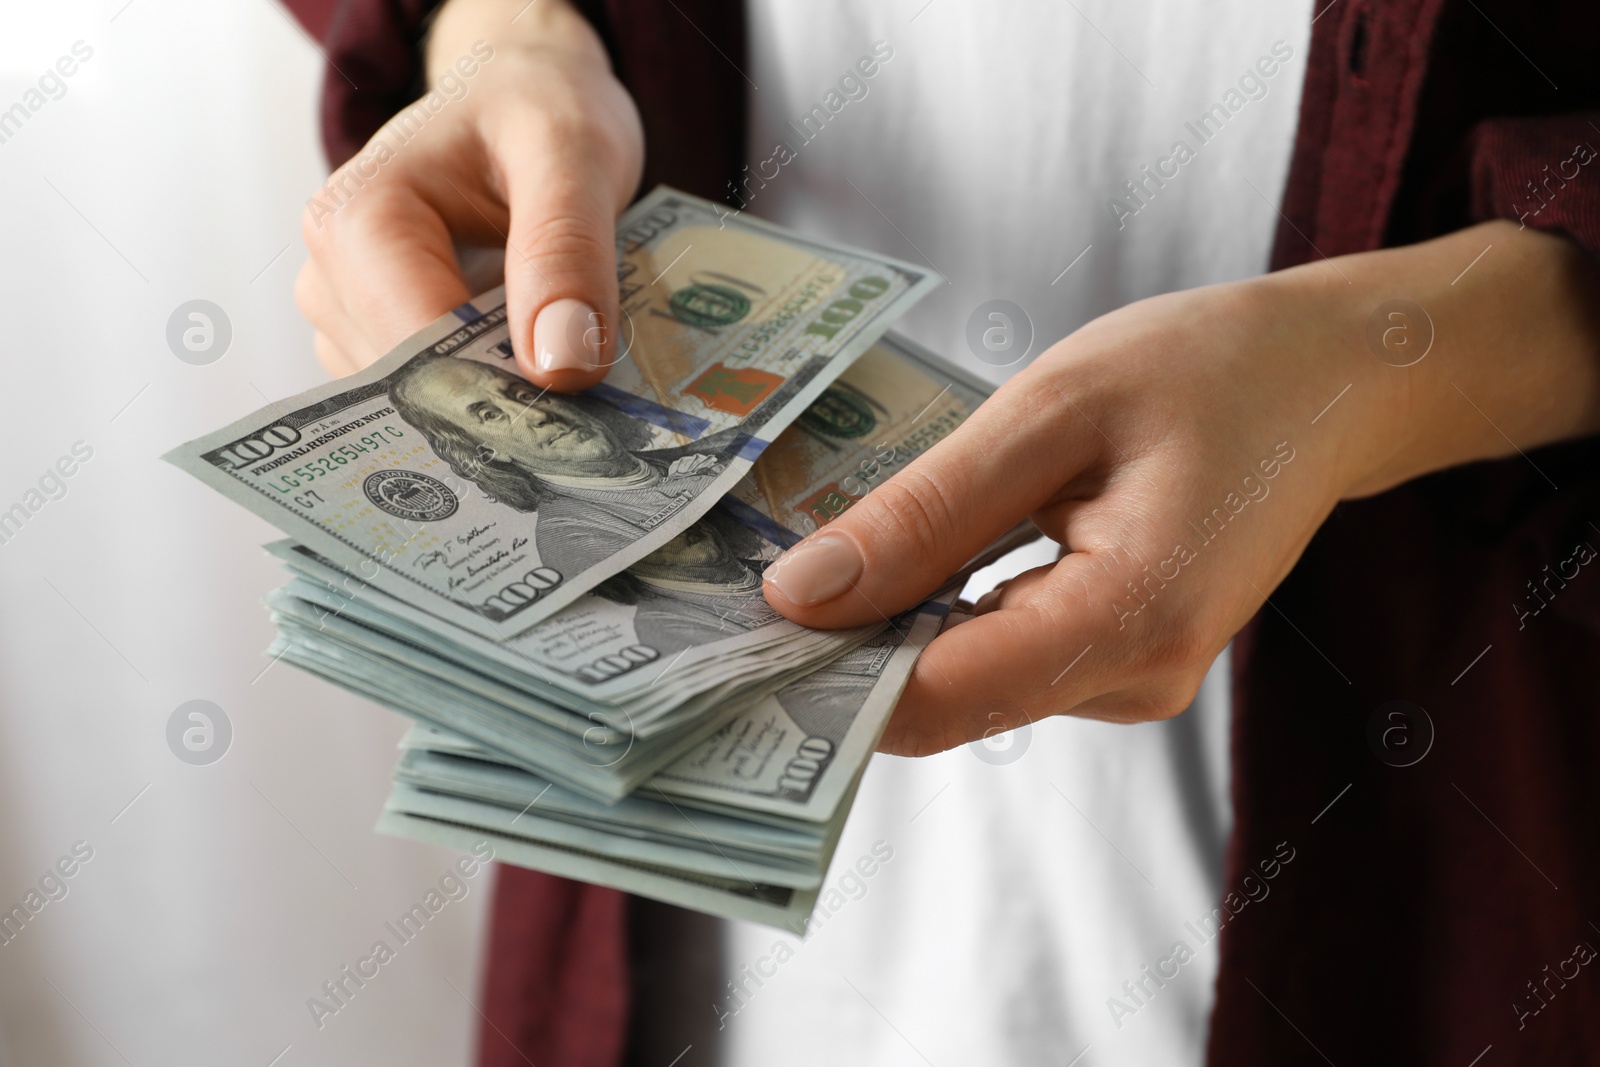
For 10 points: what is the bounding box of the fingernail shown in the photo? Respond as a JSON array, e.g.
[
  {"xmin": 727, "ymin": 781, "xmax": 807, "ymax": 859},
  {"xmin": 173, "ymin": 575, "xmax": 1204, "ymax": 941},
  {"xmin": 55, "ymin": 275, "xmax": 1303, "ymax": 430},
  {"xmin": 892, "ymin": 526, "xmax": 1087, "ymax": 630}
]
[
  {"xmin": 533, "ymin": 298, "xmax": 600, "ymax": 374},
  {"xmin": 765, "ymin": 534, "xmax": 862, "ymax": 607}
]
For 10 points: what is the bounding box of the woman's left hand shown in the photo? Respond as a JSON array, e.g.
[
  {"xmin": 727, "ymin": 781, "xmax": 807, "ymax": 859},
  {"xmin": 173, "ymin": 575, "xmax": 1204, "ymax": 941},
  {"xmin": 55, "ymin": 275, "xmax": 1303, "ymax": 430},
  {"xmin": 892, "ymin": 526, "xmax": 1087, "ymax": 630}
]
[{"xmin": 761, "ymin": 220, "xmax": 1600, "ymax": 755}]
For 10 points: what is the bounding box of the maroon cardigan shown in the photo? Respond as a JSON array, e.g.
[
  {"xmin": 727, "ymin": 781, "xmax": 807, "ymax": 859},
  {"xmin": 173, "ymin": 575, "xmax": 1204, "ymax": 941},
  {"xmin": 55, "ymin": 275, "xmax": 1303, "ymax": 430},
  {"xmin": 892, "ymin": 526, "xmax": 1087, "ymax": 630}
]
[{"xmin": 283, "ymin": 1, "xmax": 1600, "ymax": 1062}]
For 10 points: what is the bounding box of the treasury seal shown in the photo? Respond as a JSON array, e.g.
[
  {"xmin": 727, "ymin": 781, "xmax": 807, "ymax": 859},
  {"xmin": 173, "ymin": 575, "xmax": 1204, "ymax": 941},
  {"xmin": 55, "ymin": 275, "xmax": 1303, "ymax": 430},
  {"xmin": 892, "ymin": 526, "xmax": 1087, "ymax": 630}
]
[{"xmin": 363, "ymin": 470, "xmax": 459, "ymax": 522}]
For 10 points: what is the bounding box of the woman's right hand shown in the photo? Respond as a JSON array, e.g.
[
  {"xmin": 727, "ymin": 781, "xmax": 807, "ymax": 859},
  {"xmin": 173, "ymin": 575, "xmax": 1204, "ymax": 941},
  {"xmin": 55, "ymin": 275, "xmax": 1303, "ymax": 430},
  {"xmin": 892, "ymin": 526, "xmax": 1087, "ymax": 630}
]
[{"xmin": 295, "ymin": 0, "xmax": 643, "ymax": 391}]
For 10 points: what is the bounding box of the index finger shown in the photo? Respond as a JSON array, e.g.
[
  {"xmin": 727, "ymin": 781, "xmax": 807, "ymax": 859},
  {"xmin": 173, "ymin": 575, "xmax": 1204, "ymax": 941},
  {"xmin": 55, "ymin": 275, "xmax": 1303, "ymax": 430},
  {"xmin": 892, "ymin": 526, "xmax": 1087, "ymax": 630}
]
[
  {"xmin": 302, "ymin": 185, "xmax": 473, "ymax": 361},
  {"xmin": 876, "ymin": 552, "xmax": 1188, "ymax": 756}
]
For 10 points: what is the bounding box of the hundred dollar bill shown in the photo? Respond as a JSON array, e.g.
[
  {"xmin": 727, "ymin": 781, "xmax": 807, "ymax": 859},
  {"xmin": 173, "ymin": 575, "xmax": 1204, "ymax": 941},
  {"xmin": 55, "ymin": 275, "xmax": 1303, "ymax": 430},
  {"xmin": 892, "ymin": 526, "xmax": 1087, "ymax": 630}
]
[
  {"xmin": 375, "ymin": 802, "xmax": 830, "ymax": 930},
  {"xmin": 274, "ymin": 599, "xmax": 873, "ymax": 800},
  {"xmin": 260, "ymin": 503, "xmax": 864, "ymax": 728},
  {"xmin": 166, "ymin": 187, "xmax": 939, "ymax": 640},
  {"xmin": 398, "ymin": 591, "xmax": 953, "ymax": 820},
  {"xmin": 262, "ymin": 334, "xmax": 1021, "ymax": 792},
  {"xmin": 649, "ymin": 616, "xmax": 929, "ymax": 819},
  {"xmin": 721, "ymin": 331, "xmax": 994, "ymax": 543},
  {"xmin": 263, "ymin": 333, "xmax": 989, "ymax": 721},
  {"xmin": 379, "ymin": 589, "xmax": 954, "ymax": 927},
  {"xmin": 264, "ymin": 333, "xmax": 1030, "ymax": 799}
]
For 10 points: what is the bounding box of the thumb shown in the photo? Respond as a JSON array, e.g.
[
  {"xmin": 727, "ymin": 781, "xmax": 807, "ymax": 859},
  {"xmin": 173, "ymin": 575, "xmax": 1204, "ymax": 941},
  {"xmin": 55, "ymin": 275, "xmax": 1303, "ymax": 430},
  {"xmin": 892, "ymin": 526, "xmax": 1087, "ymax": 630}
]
[
  {"xmin": 499, "ymin": 135, "xmax": 629, "ymax": 393},
  {"xmin": 763, "ymin": 391, "xmax": 1074, "ymax": 628}
]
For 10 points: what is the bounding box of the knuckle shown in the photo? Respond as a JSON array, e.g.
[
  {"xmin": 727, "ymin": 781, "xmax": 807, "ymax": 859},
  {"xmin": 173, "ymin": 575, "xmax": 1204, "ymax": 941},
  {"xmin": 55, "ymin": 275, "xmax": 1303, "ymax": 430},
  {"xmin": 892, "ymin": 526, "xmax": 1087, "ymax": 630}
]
[
  {"xmin": 300, "ymin": 198, "xmax": 330, "ymax": 251},
  {"xmin": 303, "ymin": 174, "xmax": 406, "ymax": 257},
  {"xmin": 300, "ymin": 177, "xmax": 354, "ymax": 251},
  {"xmin": 513, "ymin": 102, "xmax": 635, "ymax": 179},
  {"xmin": 993, "ymin": 362, "xmax": 1121, "ymax": 464},
  {"xmin": 995, "ymin": 367, "xmax": 1074, "ymax": 432},
  {"xmin": 512, "ymin": 210, "xmax": 612, "ymax": 282},
  {"xmin": 859, "ymin": 467, "xmax": 960, "ymax": 553},
  {"xmin": 1125, "ymin": 684, "xmax": 1197, "ymax": 723},
  {"xmin": 1137, "ymin": 610, "xmax": 1214, "ymax": 677},
  {"xmin": 523, "ymin": 105, "xmax": 591, "ymax": 152},
  {"xmin": 880, "ymin": 703, "xmax": 978, "ymax": 760},
  {"xmin": 312, "ymin": 333, "xmax": 345, "ymax": 376},
  {"xmin": 292, "ymin": 264, "xmax": 321, "ymax": 320}
]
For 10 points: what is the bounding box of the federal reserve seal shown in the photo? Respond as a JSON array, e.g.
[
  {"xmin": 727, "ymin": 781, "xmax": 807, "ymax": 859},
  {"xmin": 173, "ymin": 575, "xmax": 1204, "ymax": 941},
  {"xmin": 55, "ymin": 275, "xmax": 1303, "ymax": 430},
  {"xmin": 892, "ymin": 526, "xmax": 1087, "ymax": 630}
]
[{"xmin": 363, "ymin": 470, "xmax": 459, "ymax": 521}]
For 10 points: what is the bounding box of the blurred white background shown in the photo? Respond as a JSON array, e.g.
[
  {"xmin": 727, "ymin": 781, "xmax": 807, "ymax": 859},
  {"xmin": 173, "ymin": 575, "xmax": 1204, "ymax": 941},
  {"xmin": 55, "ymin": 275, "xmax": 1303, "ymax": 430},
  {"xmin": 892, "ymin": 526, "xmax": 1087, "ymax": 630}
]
[{"xmin": 0, "ymin": 4, "xmax": 485, "ymax": 1065}]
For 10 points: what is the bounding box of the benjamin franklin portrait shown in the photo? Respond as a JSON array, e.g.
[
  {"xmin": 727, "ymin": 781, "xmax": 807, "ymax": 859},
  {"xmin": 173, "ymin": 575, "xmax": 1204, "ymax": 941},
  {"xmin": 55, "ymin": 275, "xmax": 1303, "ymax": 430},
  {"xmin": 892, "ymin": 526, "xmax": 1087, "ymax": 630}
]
[
  {"xmin": 387, "ymin": 356, "xmax": 745, "ymax": 578},
  {"xmin": 592, "ymin": 507, "xmax": 778, "ymax": 654}
]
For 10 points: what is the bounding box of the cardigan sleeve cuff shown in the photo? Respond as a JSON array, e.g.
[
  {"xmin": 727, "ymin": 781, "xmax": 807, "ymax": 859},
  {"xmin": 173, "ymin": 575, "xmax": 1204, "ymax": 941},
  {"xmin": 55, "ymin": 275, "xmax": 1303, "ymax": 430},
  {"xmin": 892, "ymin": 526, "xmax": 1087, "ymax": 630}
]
[{"xmin": 1464, "ymin": 112, "xmax": 1600, "ymax": 259}]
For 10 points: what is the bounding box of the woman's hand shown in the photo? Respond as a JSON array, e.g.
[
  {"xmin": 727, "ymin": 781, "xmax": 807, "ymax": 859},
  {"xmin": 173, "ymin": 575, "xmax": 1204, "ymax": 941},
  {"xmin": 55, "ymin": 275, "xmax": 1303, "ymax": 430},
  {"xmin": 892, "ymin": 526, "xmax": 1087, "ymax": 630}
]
[
  {"xmin": 295, "ymin": 0, "xmax": 642, "ymax": 391},
  {"xmin": 762, "ymin": 220, "xmax": 1600, "ymax": 756}
]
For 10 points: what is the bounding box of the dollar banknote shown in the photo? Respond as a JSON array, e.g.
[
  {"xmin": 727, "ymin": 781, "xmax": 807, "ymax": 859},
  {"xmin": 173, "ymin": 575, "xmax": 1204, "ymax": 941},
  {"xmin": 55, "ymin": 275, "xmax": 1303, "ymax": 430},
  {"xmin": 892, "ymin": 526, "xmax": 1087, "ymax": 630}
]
[
  {"xmin": 261, "ymin": 513, "xmax": 867, "ymax": 731},
  {"xmin": 379, "ymin": 590, "xmax": 955, "ymax": 929},
  {"xmin": 722, "ymin": 329, "xmax": 994, "ymax": 543},
  {"xmin": 394, "ymin": 590, "xmax": 953, "ymax": 821},
  {"xmin": 264, "ymin": 560, "xmax": 878, "ymax": 799},
  {"xmin": 261, "ymin": 333, "xmax": 1018, "ymax": 801},
  {"xmin": 280, "ymin": 329, "xmax": 1036, "ymax": 921},
  {"xmin": 166, "ymin": 187, "xmax": 939, "ymax": 639},
  {"xmin": 266, "ymin": 333, "xmax": 993, "ymax": 721},
  {"xmin": 374, "ymin": 803, "xmax": 831, "ymax": 930}
]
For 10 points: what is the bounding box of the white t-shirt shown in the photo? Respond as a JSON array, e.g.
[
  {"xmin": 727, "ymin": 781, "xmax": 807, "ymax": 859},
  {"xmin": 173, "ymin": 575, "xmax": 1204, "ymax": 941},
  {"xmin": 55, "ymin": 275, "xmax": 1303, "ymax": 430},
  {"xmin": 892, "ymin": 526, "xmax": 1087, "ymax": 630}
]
[{"xmin": 716, "ymin": 2, "xmax": 1310, "ymax": 1064}]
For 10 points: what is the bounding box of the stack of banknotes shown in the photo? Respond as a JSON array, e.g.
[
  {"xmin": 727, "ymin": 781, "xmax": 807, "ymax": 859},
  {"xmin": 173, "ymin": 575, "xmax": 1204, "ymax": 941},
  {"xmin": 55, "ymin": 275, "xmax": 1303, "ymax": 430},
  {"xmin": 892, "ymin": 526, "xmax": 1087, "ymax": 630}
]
[{"xmin": 166, "ymin": 188, "xmax": 1022, "ymax": 928}]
